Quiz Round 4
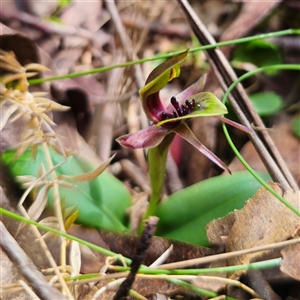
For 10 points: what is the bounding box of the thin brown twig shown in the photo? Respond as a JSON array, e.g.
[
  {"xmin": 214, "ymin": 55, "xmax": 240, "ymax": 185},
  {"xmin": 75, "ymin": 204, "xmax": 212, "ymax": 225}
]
[
  {"xmin": 177, "ymin": 0, "xmax": 298, "ymax": 191},
  {"xmin": 0, "ymin": 221, "xmax": 68, "ymax": 300},
  {"xmin": 105, "ymin": 0, "xmax": 149, "ymax": 172},
  {"xmin": 104, "ymin": 0, "xmax": 145, "ymax": 89},
  {"xmin": 94, "ymin": 53, "xmax": 125, "ymax": 161},
  {"xmin": 113, "ymin": 216, "xmax": 159, "ymax": 299},
  {"xmin": 156, "ymin": 237, "xmax": 300, "ymax": 270},
  {"xmin": 0, "ymin": 9, "xmax": 105, "ymax": 47}
]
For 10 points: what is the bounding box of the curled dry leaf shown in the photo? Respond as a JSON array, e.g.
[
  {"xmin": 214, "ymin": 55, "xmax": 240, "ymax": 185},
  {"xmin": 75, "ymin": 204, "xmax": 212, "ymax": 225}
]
[
  {"xmin": 69, "ymin": 241, "xmax": 81, "ymax": 277},
  {"xmin": 67, "ymin": 226, "xmax": 110, "ymax": 274},
  {"xmin": 27, "ymin": 184, "xmax": 51, "ymax": 221},
  {"xmin": 226, "ymin": 182, "xmax": 300, "ymax": 268},
  {"xmin": 280, "ymin": 241, "xmax": 300, "ymax": 281},
  {"xmin": 206, "ymin": 210, "xmax": 241, "ymax": 246},
  {"xmin": 58, "ymin": 154, "xmax": 116, "ymax": 182}
]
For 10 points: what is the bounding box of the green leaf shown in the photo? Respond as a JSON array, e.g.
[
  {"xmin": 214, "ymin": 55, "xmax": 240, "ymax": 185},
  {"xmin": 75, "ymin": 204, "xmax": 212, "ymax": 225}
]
[
  {"xmin": 292, "ymin": 115, "xmax": 300, "ymax": 139},
  {"xmin": 154, "ymin": 171, "xmax": 271, "ymax": 246},
  {"xmin": 249, "ymin": 92, "xmax": 283, "ymax": 116},
  {"xmin": 1, "ymin": 146, "xmax": 131, "ymax": 232},
  {"xmin": 58, "ymin": 0, "xmax": 72, "ymax": 5},
  {"xmin": 156, "ymin": 92, "xmax": 227, "ymax": 126},
  {"xmin": 232, "ymin": 40, "xmax": 281, "ymax": 75}
]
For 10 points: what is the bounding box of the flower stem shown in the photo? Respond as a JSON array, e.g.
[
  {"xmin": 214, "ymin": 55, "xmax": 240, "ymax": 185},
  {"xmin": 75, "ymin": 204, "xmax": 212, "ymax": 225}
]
[
  {"xmin": 110, "ymin": 258, "xmax": 281, "ymax": 275},
  {"xmin": 138, "ymin": 134, "xmax": 175, "ymax": 233}
]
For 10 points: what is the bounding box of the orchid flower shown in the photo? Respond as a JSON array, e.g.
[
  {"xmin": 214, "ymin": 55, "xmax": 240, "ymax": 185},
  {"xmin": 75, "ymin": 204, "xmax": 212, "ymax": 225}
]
[
  {"xmin": 117, "ymin": 50, "xmax": 250, "ymax": 170},
  {"xmin": 116, "ymin": 50, "xmax": 251, "ymax": 222}
]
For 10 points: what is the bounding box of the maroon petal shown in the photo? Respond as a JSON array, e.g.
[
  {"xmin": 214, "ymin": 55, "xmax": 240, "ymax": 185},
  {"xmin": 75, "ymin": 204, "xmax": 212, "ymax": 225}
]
[
  {"xmin": 144, "ymin": 92, "xmax": 168, "ymax": 124},
  {"xmin": 116, "ymin": 125, "xmax": 169, "ymax": 149},
  {"xmin": 170, "ymin": 74, "xmax": 207, "ymax": 109},
  {"xmin": 172, "ymin": 122, "xmax": 231, "ymax": 173},
  {"xmin": 214, "ymin": 115, "xmax": 253, "ymax": 136}
]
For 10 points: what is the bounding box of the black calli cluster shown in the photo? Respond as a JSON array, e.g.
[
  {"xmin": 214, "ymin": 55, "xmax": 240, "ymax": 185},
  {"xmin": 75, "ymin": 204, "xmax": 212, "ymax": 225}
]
[{"xmin": 160, "ymin": 96, "xmax": 201, "ymax": 128}]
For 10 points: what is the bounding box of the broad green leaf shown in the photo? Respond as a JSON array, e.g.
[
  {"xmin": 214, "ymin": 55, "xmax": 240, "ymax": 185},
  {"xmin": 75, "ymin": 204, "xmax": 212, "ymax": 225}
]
[
  {"xmin": 232, "ymin": 39, "xmax": 281, "ymax": 75},
  {"xmin": 1, "ymin": 146, "xmax": 131, "ymax": 232},
  {"xmin": 292, "ymin": 115, "xmax": 300, "ymax": 139},
  {"xmin": 154, "ymin": 171, "xmax": 271, "ymax": 246},
  {"xmin": 156, "ymin": 92, "xmax": 228, "ymax": 126},
  {"xmin": 249, "ymin": 92, "xmax": 283, "ymax": 116}
]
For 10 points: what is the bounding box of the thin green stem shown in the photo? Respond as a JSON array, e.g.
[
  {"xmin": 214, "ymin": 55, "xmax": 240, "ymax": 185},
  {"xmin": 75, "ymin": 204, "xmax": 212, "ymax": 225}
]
[
  {"xmin": 138, "ymin": 134, "xmax": 174, "ymax": 234},
  {"xmin": 168, "ymin": 279, "xmax": 237, "ymax": 299},
  {"xmin": 109, "ymin": 258, "xmax": 281, "ymax": 275},
  {"xmin": 0, "ymin": 206, "xmax": 284, "ymax": 299},
  {"xmin": 28, "ymin": 29, "xmax": 300, "ymax": 85},
  {"xmin": 0, "ymin": 207, "xmax": 132, "ymax": 266},
  {"xmin": 223, "ymin": 65, "xmax": 300, "ymax": 103},
  {"xmin": 222, "ymin": 124, "xmax": 299, "ymax": 216},
  {"xmin": 222, "ymin": 64, "xmax": 300, "ymax": 216},
  {"xmin": 0, "ymin": 206, "xmax": 284, "ymax": 276}
]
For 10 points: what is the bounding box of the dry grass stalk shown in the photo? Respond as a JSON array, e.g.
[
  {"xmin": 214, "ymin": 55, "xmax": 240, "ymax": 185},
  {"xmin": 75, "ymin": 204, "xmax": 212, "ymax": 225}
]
[{"xmin": 0, "ymin": 50, "xmax": 75, "ymax": 297}]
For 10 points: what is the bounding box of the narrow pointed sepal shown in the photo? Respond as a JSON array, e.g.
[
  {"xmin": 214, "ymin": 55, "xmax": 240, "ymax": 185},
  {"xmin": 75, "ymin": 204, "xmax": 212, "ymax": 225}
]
[
  {"xmin": 175, "ymin": 74, "xmax": 207, "ymax": 105},
  {"xmin": 116, "ymin": 125, "xmax": 168, "ymax": 149},
  {"xmin": 172, "ymin": 122, "xmax": 231, "ymax": 173},
  {"xmin": 214, "ymin": 115, "xmax": 253, "ymax": 136}
]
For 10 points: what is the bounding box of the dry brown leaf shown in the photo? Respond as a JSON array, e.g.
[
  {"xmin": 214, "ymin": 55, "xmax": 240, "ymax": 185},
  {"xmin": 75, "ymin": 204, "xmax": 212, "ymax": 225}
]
[
  {"xmin": 67, "ymin": 226, "xmax": 110, "ymax": 274},
  {"xmin": 131, "ymin": 278, "xmax": 179, "ymax": 299},
  {"xmin": 100, "ymin": 231, "xmax": 221, "ymax": 267},
  {"xmin": 59, "ymin": 154, "xmax": 115, "ymax": 182},
  {"xmin": 69, "ymin": 226, "xmax": 221, "ymax": 299},
  {"xmin": 27, "ymin": 184, "xmax": 50, "ymax": 221},
  {"xmin": 206, "ymin": 210, "xmax": 240, "ymax": 246},
  {"xmin": 68, "ymin": 225, "xmax": 221, "ymax": 272},
  {"xmin": 59, "ymin": 1, "xmax": 103, "ymax": 31},
  {"xmin": 280, "ymin": 242, "xmax": 300, "ymax": 281},
  {"xmin": 226, "ymin": 182, "xmax": 300, "ymax": 267}
]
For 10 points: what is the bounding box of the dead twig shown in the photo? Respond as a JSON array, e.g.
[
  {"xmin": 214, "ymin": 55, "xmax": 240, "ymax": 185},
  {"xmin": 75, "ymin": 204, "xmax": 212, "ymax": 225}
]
[
  {"xmin": 0, "ymin": 9, "xmax": 105, "ymax": 47},
  {"xmin": 0, "ymin": 221, "xmax": 68, "ymax": 300},
  {"xmin": 177, "ymin": 0, "xmax": 298, "ymax": 191},
  {"xmin": 156, "ymin": 238, "xmax": 300, "ymax": 270},
  {"xmin": 113, "ymin": 216, "xmax": 159, "ymax": 299},
  {"xmin": 105, "ymin": 0, "xmax": 149, "ymax": 172}
]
